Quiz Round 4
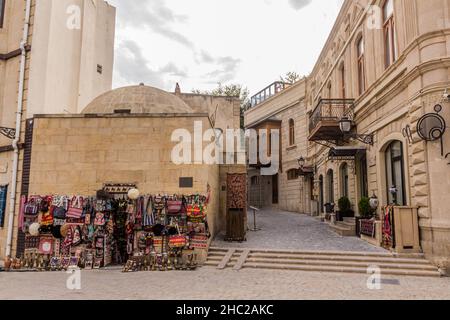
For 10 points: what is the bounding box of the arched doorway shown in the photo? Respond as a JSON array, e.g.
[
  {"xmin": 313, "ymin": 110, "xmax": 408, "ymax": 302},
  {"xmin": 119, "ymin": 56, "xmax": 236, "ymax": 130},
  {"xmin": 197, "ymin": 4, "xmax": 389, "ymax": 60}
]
[
  {"xmin": 319, "ymin": 175, "xmax": 324, "ymax": 213},
  {"xmin": 385, "ymin": 140, "xmax": 406, "ymax": 205}
]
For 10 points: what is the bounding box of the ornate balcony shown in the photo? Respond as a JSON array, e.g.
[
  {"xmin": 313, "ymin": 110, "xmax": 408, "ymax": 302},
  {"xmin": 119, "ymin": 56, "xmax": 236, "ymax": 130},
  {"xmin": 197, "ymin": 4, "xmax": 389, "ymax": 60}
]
[{"xmin": 308, "ymin": 99, "xmax": 355, "ymax": 145}]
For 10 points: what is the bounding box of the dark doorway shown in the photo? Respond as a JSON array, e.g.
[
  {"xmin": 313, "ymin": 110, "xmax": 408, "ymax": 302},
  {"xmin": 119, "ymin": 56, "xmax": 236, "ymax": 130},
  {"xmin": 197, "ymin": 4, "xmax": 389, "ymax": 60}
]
[{"xmin": 272, "ymin": 174, "xmax": 279, "ymax": 204}]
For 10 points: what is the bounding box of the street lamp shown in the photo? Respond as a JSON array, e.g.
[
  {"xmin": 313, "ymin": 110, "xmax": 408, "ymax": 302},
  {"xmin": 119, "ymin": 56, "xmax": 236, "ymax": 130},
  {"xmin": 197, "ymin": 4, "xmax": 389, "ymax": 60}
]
[
  {"xmin": 339, "ymin": 117, "xmax": 353, "ymax": 134},
  {"xmin": 298, "ymin": 156, "xmax": 305, "ymax": 168},
  {"xmin": 338, "ymin": 116, "xmax": 374, "ymax": 146}
]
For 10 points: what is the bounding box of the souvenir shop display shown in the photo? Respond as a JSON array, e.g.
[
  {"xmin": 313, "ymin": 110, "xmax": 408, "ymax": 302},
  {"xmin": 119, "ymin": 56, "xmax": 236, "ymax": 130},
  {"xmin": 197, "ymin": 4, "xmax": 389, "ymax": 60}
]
[{"xmin": 14, "ymin": 191, "xmax": 211, "ymax": 273}]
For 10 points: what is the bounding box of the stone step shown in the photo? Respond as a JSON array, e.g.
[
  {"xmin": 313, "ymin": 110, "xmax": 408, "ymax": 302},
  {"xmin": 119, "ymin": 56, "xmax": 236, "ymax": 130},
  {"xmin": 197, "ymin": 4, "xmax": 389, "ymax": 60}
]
[
  {"xmin": 244, "ymin": 257, "xmax": 438, "ymax": 271},
  {"xmin": 247, "ymin": 253, "xmax": 432, "ymax": 265},
  {"xmin": 336, "ymin": 221, "xmax": 356, "ymax": 230},
  {"xmin": 210, "ymin": 247, "xmax": 424, "ymax": 259},
  {"xmin": 241, "ymin": 262, "xmax": 441, "ymax": 277},
  {"xmin": 330, "ymin": 224, "xmax": 356, "ymax": 236}
]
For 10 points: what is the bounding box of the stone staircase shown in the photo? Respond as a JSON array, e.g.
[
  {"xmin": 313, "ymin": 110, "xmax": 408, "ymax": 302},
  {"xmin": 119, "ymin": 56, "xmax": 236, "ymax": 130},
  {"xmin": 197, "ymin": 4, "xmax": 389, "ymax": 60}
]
[
  {"xmin": 329, "ymin": 217, "xmax": 356, "ymax": 237},
  {"xmin": 205, "ymin": 247, "xmax": 442, "ymax": 277}
]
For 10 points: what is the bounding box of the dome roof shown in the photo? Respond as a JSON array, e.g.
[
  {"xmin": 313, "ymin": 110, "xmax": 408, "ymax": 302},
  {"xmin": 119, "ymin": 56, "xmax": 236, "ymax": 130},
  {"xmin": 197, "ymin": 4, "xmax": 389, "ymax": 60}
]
[{"xmin": 82, "ymin": 85, "xmax": 193, "ymax": 114}]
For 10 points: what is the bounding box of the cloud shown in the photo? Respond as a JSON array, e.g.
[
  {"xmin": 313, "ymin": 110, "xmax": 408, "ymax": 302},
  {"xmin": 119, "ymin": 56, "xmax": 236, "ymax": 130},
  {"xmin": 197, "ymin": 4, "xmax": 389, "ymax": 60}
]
[
  {"xmin": 203, "ymin": 56, "xmax": 241, "ymax": 83},
  {"xmin": 288, "ymin": 0, "xmax": 312, "ymax": 10},
  {"xmin": 114, "ymin": 40, "xmax": 165, "ymax": 88},
  {"xmin": 114, "ymin": 40, "xmax": 189, "ymax": 88},
  {"xmin": 159, "ymin": 62, "xmax": 188, "ymax": 78},
  {"xmin": 112, "ymin": 0, "xmax": 193, "ymax": 49}
]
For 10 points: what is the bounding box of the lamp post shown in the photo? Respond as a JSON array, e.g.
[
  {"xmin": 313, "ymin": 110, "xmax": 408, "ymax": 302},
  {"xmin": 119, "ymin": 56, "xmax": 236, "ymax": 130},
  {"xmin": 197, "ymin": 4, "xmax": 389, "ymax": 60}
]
[{"xmin": 338, "ymin": 117, "xmax": 374, "ymax": 146}]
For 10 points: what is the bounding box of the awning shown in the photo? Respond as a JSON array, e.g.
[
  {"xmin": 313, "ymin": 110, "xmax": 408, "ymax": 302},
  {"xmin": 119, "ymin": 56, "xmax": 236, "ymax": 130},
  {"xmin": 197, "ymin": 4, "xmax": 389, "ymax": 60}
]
[{"xmin": 328, "ymin": 147, "xmax": 366, "ymax": 161}]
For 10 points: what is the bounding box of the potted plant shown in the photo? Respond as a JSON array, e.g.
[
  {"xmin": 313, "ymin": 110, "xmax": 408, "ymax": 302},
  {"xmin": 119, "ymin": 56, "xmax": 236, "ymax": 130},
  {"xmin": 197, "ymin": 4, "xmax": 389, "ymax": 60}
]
[
  {"xmin": 357, "ymin": 197, "xmax": 376, "ymax": 236},
  {"xmin": 336, "ymin": 196, "xmax": 354, "ymax": 221},
  {"xmin": 358, "ymin": 197, "xmax": 375, "ymax": 219}
]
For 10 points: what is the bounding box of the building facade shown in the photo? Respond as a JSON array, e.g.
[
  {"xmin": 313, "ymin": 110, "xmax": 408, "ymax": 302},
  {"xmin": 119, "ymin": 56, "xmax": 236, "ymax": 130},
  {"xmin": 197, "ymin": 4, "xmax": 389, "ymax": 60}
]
[
  {"xmin": 245, "ymin": 0, "xmax": 450, "ymax": 268},
  {"xmin": 0, "ymin": 0, "xmax": 115, "ymax": 259}
]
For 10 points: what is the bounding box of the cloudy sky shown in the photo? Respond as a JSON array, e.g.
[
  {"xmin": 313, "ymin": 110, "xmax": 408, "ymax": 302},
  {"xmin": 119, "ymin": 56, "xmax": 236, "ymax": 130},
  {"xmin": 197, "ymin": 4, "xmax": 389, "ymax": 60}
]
[{"xmin": 108, "ymin": 0, "xmax": 344, "ymax": 95}]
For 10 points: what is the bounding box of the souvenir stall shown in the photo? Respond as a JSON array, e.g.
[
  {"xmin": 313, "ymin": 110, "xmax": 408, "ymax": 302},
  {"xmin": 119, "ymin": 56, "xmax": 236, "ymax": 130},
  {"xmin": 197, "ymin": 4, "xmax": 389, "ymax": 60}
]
[{"xmin": 5, "ymin": 189, "xmax": 210, "ymax": 272}]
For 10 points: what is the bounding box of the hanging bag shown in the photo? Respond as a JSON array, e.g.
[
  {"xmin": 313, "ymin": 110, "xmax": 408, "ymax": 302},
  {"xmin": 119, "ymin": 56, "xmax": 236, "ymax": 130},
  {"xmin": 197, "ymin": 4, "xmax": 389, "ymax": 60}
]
[
  {"xmin": 167, "ymin": 199, "xmax": 183, "ymax": 215},
  {"xmin": 67, "ymin": 196, "xmax": 83, "ymax": 218},
  {"xmin": 24, "ymin": 197, "xmax": 39, "ymax": 218}
]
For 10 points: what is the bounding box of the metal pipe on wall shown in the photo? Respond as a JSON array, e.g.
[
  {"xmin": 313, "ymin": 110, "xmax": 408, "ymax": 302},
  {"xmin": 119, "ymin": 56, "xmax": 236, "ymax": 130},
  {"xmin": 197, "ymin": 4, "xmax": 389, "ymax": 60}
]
[{"xmin": 5, "ymin": 0, "xmax": 32, "ymax": 258}]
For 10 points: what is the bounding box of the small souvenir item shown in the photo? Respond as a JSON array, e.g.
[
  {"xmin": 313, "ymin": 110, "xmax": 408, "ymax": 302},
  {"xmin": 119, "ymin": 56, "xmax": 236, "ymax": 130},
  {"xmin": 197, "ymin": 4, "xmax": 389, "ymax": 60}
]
[
  {"xmin": 85, "ymin": 253, "xmax": 94, "ymax": 269},
  {"xmin": 93, "ymin": 258, "xmax": 102, "ymax": 269},
  {"xmin": 38, "ymin": 237, "xmax": 54, "ymax": 255},
  {"xmin": 50, "ymin": 257, "xmax": 60, "ymax": 271},
  {"xmin": 61, "ymin": 256, "xmax": 71, "ymax": 270},
  {"xmin": 72, "ymin": 226, "xmax": 82, "ymax": 246},
  {"xmin": 69, "ymin": 256, "xmax": 80, "ymax": 268},
  {"xmin": 94, "ymin": 212, "xmax": 105, "ymax": 226}
]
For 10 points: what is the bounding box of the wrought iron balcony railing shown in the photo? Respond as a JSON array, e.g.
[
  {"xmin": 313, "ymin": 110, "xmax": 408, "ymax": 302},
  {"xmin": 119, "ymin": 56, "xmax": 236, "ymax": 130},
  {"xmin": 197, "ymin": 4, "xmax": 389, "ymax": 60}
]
[{"xmin": 309, "ymin": 99, "xmax": 355, "ymax": 133}]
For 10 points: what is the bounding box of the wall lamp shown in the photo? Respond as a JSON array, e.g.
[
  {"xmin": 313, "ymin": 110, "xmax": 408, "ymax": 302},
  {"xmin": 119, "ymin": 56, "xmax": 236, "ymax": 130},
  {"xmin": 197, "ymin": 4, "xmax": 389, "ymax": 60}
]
[
  {"xmin": 0, "ymin": 127, "xmax": 16, "ymax": 140},
  {"xmin": 339, "ymin": 117, "xmax": 374, "ymax": 146}
]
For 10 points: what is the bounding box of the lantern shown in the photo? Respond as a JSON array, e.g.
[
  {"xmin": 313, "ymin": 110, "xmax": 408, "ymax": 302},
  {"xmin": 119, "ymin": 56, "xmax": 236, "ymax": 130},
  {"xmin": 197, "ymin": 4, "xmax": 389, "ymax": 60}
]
[{"xmin": 128, "ymin": 188, "xmax": 140, "ymax": 200}]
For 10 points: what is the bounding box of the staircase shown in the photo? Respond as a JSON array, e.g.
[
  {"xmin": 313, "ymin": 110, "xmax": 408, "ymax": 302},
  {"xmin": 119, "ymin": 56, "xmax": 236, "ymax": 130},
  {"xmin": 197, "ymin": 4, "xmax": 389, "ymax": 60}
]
[
  {"xmin": 205, "ymin": 247, "xmax": 442, "ymax": 277},
  {"xmin": 329, "ymin": 217, "xmax": 356, "ymax": 236}
]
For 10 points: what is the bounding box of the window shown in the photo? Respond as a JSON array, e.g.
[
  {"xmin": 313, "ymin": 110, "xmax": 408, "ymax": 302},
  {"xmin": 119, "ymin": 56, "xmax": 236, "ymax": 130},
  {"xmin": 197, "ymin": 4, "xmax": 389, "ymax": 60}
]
[
  {"xmin": 251, "ymin": 176, "xmax": 260, "ymax": 186},
  {"xmin": 340, "ymin": 63, "xmax": 346, "ymax": 99},
  {"xmin": 289, "ymin": 119, "xmax": 295, "ymax": 146},
  {"xmin": 327, "ymin": 169, "xmax": 334, "ymax": 203},
  {"xmin": 383, "ymin": 0, "xmax": 397, "ymax": 68},
  {"xmin": 357, "ymin": 37, "xmax": 366, "ymax": 95},
  {"xmin": 0, "ymin": 0, "xmax": 5, "ymax": 28},
  {"xmin": 0, "ymin": 185, "xmax": 7, "ymax": 227},
  {"xmin": 340, "ymin": 163, "xmax": 349, "ymax": 198},
  {"xmin": 287, "ymin": 169, "xmax": 299, "ymax": 181},
  {"xmin": 385, "ymin": 141, "xmax": 406, "ymax": 206},
  {"xmin": 359, "ymin": 155, "xmax": 369, "ymax": 198}
]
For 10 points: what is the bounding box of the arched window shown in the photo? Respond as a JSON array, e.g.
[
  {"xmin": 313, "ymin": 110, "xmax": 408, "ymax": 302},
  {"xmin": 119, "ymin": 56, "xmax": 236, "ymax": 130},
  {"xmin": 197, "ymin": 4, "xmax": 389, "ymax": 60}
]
[
  {"xmin": 289, "ymin": 119, "xmax": 295, "ymax": 146},
  {"xmin": 357, "ymin": 36, "xmax": 366, "ymax": 95},
  {"xmin": 383, "ymin": 0, "xmax": 397, "ymax": 68},
  {"xmin": 340, "ymin": 163, "xmax": 349, "ymax": 198},
  {"xmin": 327, "ymin": 169, "xmax": 334, "ymax": 203},
  {"xmin": 385, "ymin": 141, "xmax": 406, "ymax": 205}
]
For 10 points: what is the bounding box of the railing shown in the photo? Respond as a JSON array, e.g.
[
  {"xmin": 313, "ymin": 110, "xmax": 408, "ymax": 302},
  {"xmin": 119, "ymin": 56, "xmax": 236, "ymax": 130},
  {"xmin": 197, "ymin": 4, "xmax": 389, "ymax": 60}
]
[
  {"xmin": 309, "ymin": 99, "xmax": 355, "ymax": 133},
  {"xmin": 250, "ymin": 82, "xmax": 289, "ymax": 108}
]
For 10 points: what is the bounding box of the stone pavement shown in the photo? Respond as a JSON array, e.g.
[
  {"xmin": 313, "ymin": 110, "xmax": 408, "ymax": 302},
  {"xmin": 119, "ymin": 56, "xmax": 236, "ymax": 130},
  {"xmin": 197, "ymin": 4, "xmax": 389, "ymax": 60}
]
[
  {"xmin": 212, "ymin": 208, "xmax": 387, "ymax": 252},
  {"xmin": 1, "ymin": 267, "xmax": 450, "ymax": 300}
]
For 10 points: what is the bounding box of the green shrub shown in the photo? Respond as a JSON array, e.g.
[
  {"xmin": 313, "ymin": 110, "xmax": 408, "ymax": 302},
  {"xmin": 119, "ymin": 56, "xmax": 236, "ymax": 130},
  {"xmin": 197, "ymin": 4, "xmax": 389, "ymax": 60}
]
[
  {"xmin": 338, "ymin": 196, "xmax": 351, "ymax": 213},
  {"xmin": 358, "ymin": 197, "xmax": 374, "ymax": 218}
]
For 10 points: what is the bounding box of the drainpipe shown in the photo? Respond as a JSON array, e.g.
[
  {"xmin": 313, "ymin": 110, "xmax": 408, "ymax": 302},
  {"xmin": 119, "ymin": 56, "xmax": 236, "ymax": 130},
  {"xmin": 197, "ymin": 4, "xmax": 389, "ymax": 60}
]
[{"xmin": 5, "ymin": 0, "xmax": 32, "ymax": 258}]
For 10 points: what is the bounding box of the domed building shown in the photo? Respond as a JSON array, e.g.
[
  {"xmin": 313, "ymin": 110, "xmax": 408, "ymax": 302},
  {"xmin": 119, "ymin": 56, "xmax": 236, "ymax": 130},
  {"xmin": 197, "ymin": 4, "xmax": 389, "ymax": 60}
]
[
  {"xmin": 82, "ymin": 85, "xmax": 194, "ymax": 114},
  {"xmin": 9, "ymin": 84, "xmax": 245, "ymax": 259}
]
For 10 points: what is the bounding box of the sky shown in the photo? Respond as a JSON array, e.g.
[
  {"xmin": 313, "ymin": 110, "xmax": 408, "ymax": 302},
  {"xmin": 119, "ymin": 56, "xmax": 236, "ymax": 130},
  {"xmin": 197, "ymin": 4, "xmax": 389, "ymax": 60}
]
[{"xmin": 108, "ymin": 0, "xmax": 345, "ymax": 96}]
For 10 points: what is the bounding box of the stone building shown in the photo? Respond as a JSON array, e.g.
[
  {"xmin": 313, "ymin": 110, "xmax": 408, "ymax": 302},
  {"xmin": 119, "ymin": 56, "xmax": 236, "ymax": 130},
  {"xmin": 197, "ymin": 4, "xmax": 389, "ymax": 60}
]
[
  {"xmin": 245, "ymin": 0, "xmax": 450, "ymax": 267},
  {"xmin": 1, "ymin": 84, "xmax": 244, "ymax": 260},
  {"xmin": 0, "ymin": 0, "xmax": 115, "ymax": 259}
]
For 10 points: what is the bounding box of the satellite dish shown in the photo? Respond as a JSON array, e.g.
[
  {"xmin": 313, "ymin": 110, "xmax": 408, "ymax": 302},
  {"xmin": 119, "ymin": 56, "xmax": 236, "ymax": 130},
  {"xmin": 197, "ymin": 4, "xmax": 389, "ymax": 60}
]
[{"xmin": 417, "ymin": 105, "xmax": 446, "ymax": 142}]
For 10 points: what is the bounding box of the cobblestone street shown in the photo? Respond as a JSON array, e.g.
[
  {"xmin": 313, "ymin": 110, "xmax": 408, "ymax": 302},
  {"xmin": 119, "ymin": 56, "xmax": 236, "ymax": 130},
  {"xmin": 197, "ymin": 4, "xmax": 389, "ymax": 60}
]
[
  {"xmin": 2, "ymin": 209, "xmax": 449, "ymax": 300},
  {"xmin": 212, "ymin": 208, "xmax": 387, "ymax": 252},
  {"xmin": 1, "ymin": 267, "xmax": 450, "ymax": 300}
]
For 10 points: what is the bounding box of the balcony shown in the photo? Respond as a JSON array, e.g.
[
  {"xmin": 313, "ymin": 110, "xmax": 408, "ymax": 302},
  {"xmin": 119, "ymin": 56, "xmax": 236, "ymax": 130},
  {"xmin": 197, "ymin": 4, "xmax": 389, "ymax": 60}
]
[
  {"xmin": 308, "ymin": 99, "xmax": 355, "ymax": 144},
  {"xmin": 250, "ymin": 82, "xmax": 290, "ymax": 108}
]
